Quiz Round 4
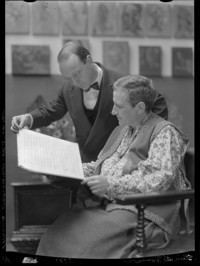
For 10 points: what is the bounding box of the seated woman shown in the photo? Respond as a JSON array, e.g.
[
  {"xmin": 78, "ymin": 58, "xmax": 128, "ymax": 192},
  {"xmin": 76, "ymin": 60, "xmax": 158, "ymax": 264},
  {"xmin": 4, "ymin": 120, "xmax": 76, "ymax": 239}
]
[{"xmin": 36, "ymin": 75, "xmax": 191, "ymax": 259}]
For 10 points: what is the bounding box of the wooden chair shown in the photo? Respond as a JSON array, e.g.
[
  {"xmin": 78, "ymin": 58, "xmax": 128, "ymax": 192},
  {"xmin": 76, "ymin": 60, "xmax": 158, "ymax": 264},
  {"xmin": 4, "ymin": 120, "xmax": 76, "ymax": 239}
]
[
  {"xmin": 115, "ymin": 148, "xmax": 195, "ymax": 257},
  {"xmin": 16, "ymin": 149, "xmax": 194, "ymax": 262}
]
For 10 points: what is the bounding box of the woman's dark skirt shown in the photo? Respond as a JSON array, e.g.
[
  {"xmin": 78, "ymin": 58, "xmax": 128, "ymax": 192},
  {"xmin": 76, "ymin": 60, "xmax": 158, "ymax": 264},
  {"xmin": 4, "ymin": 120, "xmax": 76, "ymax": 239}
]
[{"xmin": 36, "ymin": 204, "xmax": 169, "ymax": 259}]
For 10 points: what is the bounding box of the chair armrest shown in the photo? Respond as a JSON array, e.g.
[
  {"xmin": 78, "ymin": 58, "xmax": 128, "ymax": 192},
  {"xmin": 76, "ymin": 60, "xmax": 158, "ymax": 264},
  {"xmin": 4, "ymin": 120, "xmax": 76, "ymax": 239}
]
[
  {"xmin": 115, "ymin": 189, "xmax": 194, "ymax": 257},
  {"xmin": 115, "ymin": 189, "xmax": 194, "ymax": 205}
]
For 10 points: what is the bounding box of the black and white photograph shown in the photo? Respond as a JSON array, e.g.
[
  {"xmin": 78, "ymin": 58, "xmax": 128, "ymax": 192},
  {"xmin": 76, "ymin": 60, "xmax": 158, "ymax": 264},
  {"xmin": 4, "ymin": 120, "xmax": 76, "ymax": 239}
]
[
  {"xmin": 5, "ymin": 1, "xmax": 30, "ymax": 34},
  {"xmin": 172, "ymin": 47, "xmax": 193, "ymax": 77},
  {"xmin": 90, "ymin": 2, "xmax": 118, "ymax": 36},
  {"xmin": 139, "ymin": 46, "xmax": 162, "ymax": 76},
  {"xmin": 103, "ymin": 41, "xmax": 130, "ymax": 74},
  {"xmin": 118, "ymin": 3, "xmax": 145, "ymax": 37},
  {"xmin": 144, "ymin": 4, "xmax": 172, "ymax": 38},
  {"xmin": 172, "ymin": 5, "xmax": 194, "ymax": 39},
  {"xmin": 32, "ymin": 1, "xmax": 60, "ymax": 36},
  {"xmin": 61, "ymin": 1, "xmax": 88, "ymax": 36},
  {"xmin": 5, "ymin": 0, "xmax": 195, "ymax": 263},
  {"xmin": 12, "ymin": 45, "xmax": 51, "ymax": 75}
]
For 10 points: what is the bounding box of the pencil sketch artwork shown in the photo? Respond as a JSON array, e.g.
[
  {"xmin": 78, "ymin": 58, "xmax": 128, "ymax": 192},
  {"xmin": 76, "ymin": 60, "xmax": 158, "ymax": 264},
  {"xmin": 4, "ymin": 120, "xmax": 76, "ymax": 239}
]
[
  {"xmin": 173, "ymin": 5, "xmax": 194, "ymax": 39},
  {"xmin": 144, "ymin": 4, "xmax": 171, "ymax": 38},
  {"xmin": 103, "ymin": 41, "xmax": 129, "ymax": 74},
  {"xmin": 5, "ymin": 1, "xmax": 29, "ymax": 34},
  {"xmin": 63, "ymin": 39, "xmax": 90, "ymax": 50},
  {"xmin": 119, "ymin": 3, "xmax": 145, "ymax": 37},
  {"xmin": 139, "ymin": 46, "xmax": 161, "ymax": 76},
  {"xmin": 172, "ymin": 48, "xmax": 193, "ymax": 77},
  {"xmin": 90, "ymin": 2, "xmax": 118, "ymax": 36},
  {"xmin": 32, "ymin": 1, "xmax": 59, "ymax": 35},
  {"xmin": 12, "ymin": 45, "xmax": 51, "ymax": 75},
  {"xmin": 60, "ymin": 1, "xmax": 88, "ymax": 36}
]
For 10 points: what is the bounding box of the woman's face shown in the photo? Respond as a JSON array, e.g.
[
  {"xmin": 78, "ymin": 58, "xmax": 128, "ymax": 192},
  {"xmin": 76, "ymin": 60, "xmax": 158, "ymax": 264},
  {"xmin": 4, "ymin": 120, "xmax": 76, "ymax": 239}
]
[{"xmin": 112, "ymin": 89, "xmax": 139, "ymax": 127}]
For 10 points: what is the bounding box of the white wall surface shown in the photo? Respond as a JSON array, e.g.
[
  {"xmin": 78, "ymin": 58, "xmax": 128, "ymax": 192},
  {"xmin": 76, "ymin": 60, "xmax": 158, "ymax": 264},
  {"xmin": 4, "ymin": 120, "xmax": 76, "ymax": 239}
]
[{"xmin": 5, "ymin": 0, "xmax": 194, "ymax": 77}]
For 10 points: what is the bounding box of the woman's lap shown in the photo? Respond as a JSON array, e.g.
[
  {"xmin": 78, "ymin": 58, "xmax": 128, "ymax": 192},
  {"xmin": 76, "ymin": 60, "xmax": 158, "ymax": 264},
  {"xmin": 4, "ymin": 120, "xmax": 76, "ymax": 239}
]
[{"xmin": 36, "ymin": 204, "xmax": 168, "ymax": 259}]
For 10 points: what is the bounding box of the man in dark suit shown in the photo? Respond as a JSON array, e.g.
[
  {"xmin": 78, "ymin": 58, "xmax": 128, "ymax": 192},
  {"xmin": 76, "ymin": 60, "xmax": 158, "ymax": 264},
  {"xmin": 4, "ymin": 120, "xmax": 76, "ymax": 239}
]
[{"xmin": 11, "ymin": 41, "xmax": 168, "ymax": 163}]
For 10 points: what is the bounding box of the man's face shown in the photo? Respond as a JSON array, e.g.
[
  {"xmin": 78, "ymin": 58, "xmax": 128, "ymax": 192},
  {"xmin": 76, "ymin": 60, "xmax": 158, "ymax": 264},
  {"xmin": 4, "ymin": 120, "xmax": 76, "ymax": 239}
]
[
  {"xmin": 112, "ymin": 88, "xmax": 138, "ymax": 127},
  {"xmin": 59, "ymin": 54, "xmax": 93, "ymax": 91}
]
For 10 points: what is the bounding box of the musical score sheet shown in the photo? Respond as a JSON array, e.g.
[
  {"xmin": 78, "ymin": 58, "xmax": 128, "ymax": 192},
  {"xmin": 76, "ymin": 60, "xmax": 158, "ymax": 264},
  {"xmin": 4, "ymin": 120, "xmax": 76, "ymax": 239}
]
[{"xmin": 17, "ymin": 129, "xmax": 84, "ymax": 180}]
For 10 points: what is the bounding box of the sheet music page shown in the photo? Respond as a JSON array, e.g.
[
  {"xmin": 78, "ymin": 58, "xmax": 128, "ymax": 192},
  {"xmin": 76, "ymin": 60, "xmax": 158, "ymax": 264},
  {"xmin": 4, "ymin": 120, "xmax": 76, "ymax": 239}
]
[{"xmin": 17, "ymin": 129, "xmax": 84, "ymax": 180}]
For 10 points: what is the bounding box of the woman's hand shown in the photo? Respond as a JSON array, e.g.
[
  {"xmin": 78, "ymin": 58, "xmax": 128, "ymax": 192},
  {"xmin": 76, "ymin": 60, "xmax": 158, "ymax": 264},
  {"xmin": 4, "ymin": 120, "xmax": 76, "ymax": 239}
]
[{"xmin": 81, "ymin": 175, "xmax": 109, "ymax": 198}]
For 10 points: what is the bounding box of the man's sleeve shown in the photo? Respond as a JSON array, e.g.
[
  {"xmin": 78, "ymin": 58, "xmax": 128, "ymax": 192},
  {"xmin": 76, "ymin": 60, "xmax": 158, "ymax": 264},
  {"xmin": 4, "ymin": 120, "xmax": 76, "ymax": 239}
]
[{"xmin": 30, "ymin": 86, "xmax": 68, "ymax": 129}]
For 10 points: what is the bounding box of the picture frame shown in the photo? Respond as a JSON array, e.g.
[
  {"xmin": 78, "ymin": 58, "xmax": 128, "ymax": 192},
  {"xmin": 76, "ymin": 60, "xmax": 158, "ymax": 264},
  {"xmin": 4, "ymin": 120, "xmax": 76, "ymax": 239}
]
[
  {"xmin": 118, "ymin": 3, "xmax": 145, "ymax": 37},
  {"xmin": 60, "ymin": 2, "xmax": 88, "ymax": 36},
  {"xmin": 172, "ymin": 47, "xmax": 193, "ymax": 77},
  {"xmin": 12, "ymin": 45, "xmax": 51, "ymax": 76},
  {"xmin": 89, "ymin": 2, "xmax": 118, "ymax": 37},
  {"xmin": 144, "ymin": 4, "xmax": 172, "ymax": 38},
  {"xmin": 32, "ymin": 1, "xmax": 60, "ymax": 36},
  {"xmin": 139, "ymin": 46, "xmax": 162, "ymax": 77},
  {"xmin": 6, "ymin": 1, "xmax": 30, "ymax": 34},
  {"xmin": 103, "ymin": 41, "xmax": 130, "ymax": 74},
  {"xmin": 172, "ymin": 5, "xmax": 194, "ymax": 39}
]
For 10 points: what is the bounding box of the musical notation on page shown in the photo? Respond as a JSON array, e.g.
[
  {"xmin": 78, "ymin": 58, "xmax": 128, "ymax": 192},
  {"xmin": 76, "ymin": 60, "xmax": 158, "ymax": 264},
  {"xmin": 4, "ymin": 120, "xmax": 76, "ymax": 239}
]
[{"xmin": 17, "ymin": 129, "xmax": 84, "ymax": 180}]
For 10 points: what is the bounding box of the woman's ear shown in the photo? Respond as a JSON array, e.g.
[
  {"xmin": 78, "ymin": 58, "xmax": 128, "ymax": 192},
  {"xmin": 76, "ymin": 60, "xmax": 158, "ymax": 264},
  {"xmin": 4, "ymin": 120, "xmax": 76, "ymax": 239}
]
[{"xmin": 137, "ymin": 102, "xmax": 146, "ymax": 114}]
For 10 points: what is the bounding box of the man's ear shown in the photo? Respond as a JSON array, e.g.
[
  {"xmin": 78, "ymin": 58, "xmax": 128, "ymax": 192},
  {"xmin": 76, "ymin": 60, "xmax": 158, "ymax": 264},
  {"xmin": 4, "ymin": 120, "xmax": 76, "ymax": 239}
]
[{"xmin": 86, "ymin": 55, "xmax": 93, "ymax": 64}]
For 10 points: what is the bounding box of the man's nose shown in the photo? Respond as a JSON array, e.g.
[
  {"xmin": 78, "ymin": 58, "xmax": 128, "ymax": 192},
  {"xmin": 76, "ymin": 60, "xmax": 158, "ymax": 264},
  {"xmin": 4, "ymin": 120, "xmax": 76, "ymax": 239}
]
[
  {"xmin": 72, "ymin": 78, "xmax": 80, "ymax": 87},
  {"xmin": 111, "ymin": 106, "xmax": 117, "ymax": 116},
  {"xmin": 71, "ymin": 74, "xmax": 80, "ymax": 83}
]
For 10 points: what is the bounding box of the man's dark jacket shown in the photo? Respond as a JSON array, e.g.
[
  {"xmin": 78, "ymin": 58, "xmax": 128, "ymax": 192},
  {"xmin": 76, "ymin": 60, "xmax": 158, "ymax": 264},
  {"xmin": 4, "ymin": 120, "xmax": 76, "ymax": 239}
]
[{"xmin": 30, "ymin": 63, "xmax": 168, "ymax": 163}]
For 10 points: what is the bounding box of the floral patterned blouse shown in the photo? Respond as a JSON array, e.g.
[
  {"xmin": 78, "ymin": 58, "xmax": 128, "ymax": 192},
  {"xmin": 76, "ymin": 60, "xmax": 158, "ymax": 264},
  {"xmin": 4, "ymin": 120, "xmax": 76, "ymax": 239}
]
[{"xmin": 83, "ymin": 124, "xmax": 189, "ymax": 201}]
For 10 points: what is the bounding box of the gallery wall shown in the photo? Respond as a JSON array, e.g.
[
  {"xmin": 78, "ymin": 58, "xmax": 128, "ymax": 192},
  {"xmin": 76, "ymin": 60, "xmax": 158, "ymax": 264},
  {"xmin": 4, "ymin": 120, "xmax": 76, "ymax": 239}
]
[
  {"xmin": 6, "ymin": 0, "xmax": 194, "ymax": 77},
  {"xmin": 5, "ymin": 0, "xmax": 194, "ymax": 243}
]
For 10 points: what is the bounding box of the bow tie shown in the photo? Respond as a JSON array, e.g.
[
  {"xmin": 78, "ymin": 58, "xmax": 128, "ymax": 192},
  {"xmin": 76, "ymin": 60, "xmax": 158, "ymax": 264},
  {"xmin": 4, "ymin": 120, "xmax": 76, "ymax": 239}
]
[{"xmin": 85, "ymin": 82, "xmax": 99, "ymax": 92}]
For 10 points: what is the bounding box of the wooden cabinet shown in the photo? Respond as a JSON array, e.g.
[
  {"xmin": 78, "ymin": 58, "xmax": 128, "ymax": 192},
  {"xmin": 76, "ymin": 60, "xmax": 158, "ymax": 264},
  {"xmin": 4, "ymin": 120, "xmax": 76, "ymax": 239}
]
[{"xmin": 10, "ymin": 182, "xmax": 74, "ymax": 255}]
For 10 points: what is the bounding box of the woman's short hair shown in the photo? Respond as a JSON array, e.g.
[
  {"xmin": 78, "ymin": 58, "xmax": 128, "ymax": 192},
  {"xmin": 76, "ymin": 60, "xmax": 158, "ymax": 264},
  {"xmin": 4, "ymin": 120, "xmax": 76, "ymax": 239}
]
[
  {"xmin": 113, "ymin": 75, "xmax": 157, "ymax": 113},
  {"xmin": 57, "ymin": 41, "xmax": 91, "ymax": 64}
]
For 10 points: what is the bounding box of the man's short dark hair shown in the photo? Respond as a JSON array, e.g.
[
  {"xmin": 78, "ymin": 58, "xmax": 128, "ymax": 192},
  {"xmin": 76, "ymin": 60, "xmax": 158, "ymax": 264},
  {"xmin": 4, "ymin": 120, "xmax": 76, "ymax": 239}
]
[{"xmin": 57, "ymin": 41, "xmax": 91, "ymax": 64}]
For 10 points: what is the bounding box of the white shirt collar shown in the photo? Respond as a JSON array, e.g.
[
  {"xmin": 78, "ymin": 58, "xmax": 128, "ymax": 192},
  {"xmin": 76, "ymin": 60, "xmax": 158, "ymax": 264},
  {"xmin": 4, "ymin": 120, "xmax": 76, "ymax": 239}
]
[{"xmin": 93, "ymin": 63, "xmax": 103, "ymax": 87}]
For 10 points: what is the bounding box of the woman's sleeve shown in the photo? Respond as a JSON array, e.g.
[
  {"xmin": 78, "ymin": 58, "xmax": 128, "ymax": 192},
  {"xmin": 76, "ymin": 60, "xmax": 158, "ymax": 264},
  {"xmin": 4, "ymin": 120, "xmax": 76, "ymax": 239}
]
[
  {"xmin": 82, "ymin": 161, "xmax": 96, "ymax": 177},
  {"xmin": 106, "ymin": 125, "xmax": 188, "ymax": 200}
]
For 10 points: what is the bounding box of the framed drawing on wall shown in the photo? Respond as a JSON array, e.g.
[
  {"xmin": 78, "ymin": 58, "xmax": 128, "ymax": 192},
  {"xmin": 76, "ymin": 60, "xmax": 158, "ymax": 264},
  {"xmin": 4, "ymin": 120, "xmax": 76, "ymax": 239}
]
[
  {"xmin": 118, "ymin": 3, "xmax": 145, "ymax": 37},
  {"xmin": 172, "ymin": 47, "xmax": 193, "ymax": 77},
  {"xmin": 32, "ymin": 1, "xmax": 59, "ymax": 36},
  {"xmin": 12, "ymin": 45, "xmax": 51, "ymax": 75},
  {"xmin": 60, "ymin": 2, "xmax": 88, "ymax": 36},
  {"xmin": 6, "ymin": 1, "xmax": 29, "ymax": 34},
  {"xmin": 172, "ymin": 5, "xmax": 194, "ymax": 39},
  {"xmin": 103, "ymin": 41, "xmax": 129, "ymax": 74},
  {"xmin": 139, "ymin": 46, "xmax": 162, "ymax": 77},
  {"xmin": 144, "ymin": 4, "xmax": 171, "ymax": 38},
  {"xmin": 63, "ymin": 39, "xmax": 90, "ymax": 50},
  {"xmin": 89, "ymin": 2, "xmax": 118, "ymax": 36}
]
